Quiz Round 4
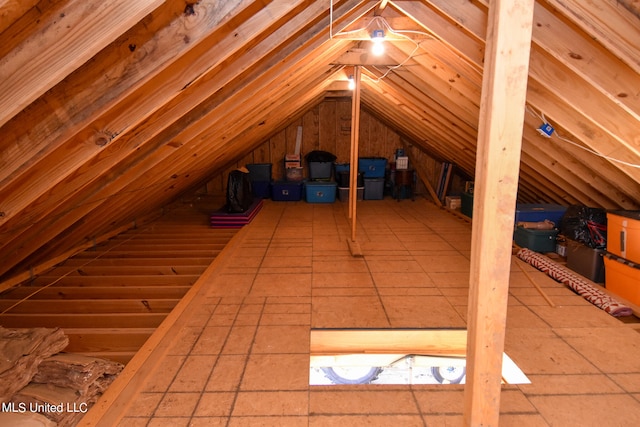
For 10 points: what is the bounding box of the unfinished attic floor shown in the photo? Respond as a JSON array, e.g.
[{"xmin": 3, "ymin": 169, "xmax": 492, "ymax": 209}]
[{"xmin": 85, "ymin": 197, "xmax": 640, "ymax": 427}]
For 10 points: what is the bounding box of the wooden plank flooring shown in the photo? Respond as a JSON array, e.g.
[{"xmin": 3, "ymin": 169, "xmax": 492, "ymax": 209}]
[{"xmin": 0, "ymin": 196, "xmax": 235, "ymax": 364}]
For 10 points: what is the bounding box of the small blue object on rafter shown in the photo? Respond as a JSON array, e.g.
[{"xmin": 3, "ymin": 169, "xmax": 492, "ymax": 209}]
[{"xmin": 537, "ymin": 122, "xmax": 555, "ymax": 138}]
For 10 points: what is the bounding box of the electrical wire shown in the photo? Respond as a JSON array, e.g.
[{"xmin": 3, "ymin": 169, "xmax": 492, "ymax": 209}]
[
  {"xmin": 330, "ymin": 14, "xmax": 433, "ymax": 82},
  {"xmin": 526, "ymin": 106, "xmax": 640, "ymax": 168}
]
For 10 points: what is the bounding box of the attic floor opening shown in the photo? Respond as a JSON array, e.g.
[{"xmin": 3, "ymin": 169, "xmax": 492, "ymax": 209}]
[
  {"xmin": 308, "ymin": 328, "xmax": 531, "ymax": 386},
  {"xmin": 71, "ymin": 196, "xmax": 640, "ymax": 427}
]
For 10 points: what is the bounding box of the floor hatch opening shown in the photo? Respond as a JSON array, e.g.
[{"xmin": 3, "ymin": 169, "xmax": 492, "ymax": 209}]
[{"xmin": 309, "ymin": 329, "xmax": 530, "ymax": 386}]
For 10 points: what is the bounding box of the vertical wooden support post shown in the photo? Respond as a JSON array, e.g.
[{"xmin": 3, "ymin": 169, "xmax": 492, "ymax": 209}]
[
  {"xmin": 349, "ymin": 66, "xmax": 362, "ymax": 241},
  {"xmin": 464, "ymin": 1, "xmax": 534, "ymax": 426}
]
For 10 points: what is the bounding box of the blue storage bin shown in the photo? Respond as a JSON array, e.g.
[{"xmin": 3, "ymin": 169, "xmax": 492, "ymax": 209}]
[
  {"xmin": 515, "ymin": 203, "xmax": 567, "ymax": 226},
  {"xmin": 272, "ymin": 181, "xmax": 302, "ymax": 201},
  {"xmin": 334, "ymin": 163, "xmax": 350, "ymax": 174},
  {"xmin": 358, "ymin": 157, "xmax": 387, "ymax": 178},
  {"xmin": 305, "ymin": 181, "xmax": 337, "ymax": 203},
  {"xmin": 251, "ymin": 181, "xmax": 271, "ymax": 199}
]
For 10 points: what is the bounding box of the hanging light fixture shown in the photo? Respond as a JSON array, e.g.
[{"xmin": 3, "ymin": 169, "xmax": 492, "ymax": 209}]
[
  {"xmin": 371, "ymin": 29, "xmax": 385, "ymax": 56},
  {"xmin": 348, "ymin": 75, "xmax": 355, "ymax": 90}
]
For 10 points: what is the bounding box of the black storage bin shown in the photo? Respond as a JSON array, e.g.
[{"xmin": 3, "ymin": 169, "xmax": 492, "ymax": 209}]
[
  {"xmin": 246, "ymin": 163, "xmax": 272, "ymax": 182},
  {"xmin": 306, "ymin": 151, "xmax": 337, "ymax": 181},
  {"xmin": 336, "ymin": 171, "xmax": 364, "ymax": 188}
]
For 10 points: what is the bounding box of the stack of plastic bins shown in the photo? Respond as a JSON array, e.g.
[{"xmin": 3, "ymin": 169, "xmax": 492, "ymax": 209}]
[
  {"xmin": 303, "ymin": 151, "xmax": 337, "ymax": 203},
  {"xmin": 359, "ymin": 157, "xmax": 387, "ymax": 200},
  {"xmin": 604, "ymin": 211, "xmax": 640, "ymax": 304},
  {"xmin": 246, "ymin": 163, "xmax": 272, "ymax": 199},
  {"xmin": 512, "ymin": 203, "xmax": 567, "ymax": 253},
  {"xmin": 306, "ymin": 151, "xmax": 337, "ymax": 182},
  {"xmin": 335, "ymin": 163, "xmax": 364, "ymax": 202},
  {"xmin": 284, "ymin": 154, "xmax": 303, "ymax": 182},
  {"xmin": 274, "ymin": 155, "xmax": 302, "ymax": 200}
]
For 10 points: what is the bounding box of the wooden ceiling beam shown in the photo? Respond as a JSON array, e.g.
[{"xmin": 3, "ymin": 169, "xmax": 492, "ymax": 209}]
[
  {"xmin": 0, "ymin": 0, "xmax": 40, "ymax": 34},
  {"xmin": 360, "ymin": 89, "xmax": 476, "ymax": 175},
  {"xmin": 526, "ymin": 78, "xmax": 640, "ymax": 203},
  {"xmin": 390, "ymin": 0, "xmax": 485, "ymax": 72},
  {"xmin": 0, "ymin": 0, "xmax": 257, "ymax": 188},
  {"xmin": 522, "ymin": 115, "xmax": 640, "ymax": 209},
  {"xmin": 531, "ymin": 2, "xmax": 640, "ymax": 119},
  {"xmin": 399, "ymin": 0, "xmax": 640, "ymax": 207},
  {"xmin": 544, "ymin": 0, "xmax": 640, "ymax": 74},
  {"xmin": 360, "ymin": 74, "xmax": 477, "ymax": 173},
  {"xmin": 0, "ymin": 0, "xmax": 278, "ymax": 238},
  {"xmin": 527, "ymin": 45, "xmax": 640, "ymax": 160},
  {"xmin": 383, "ymin": 43, "xmax": 480, "ymax": 130},
  {"xmin": 367, "ymin": 70, "xmax": 476, "ymax": 144},
  {"xmin": 0, "ymin": 0, "xmax": 164, "ymax": 128}
]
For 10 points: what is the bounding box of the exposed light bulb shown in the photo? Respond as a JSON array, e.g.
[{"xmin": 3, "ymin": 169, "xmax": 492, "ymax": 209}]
[
  {"xmin": 348, "ymin": 75, "xmax": 355, "ymax": 90},
  {"xmin": 371, "ymin": 41, "xmax": 385, "ymax": 56},
  {"xmin": 371, "ymin": 29, "xmax": 385, "ymax": 56}
]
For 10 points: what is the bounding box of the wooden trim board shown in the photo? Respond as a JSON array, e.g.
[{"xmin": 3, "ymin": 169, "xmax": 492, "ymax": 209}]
[{"xmin": 310, "ymin": 329, "xmax": 467, "ymax": 357}]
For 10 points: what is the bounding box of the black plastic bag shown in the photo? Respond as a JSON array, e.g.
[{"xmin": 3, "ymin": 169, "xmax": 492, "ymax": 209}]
[
  {"xmin": 305, "ymin": 150, "xmax": 337, "ymax": 163},
  {"xmin": 226, "ymin": 169, "xmax": 253, "ymax": 213},
  {"xmin": 559, "ymin": 205, "xmax": 607, "ymax": 249}
]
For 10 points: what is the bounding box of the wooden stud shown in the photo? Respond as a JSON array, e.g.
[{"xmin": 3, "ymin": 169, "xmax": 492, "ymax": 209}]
[
  {"xmin": 349, "ymin": 66, "xmax": 362, "ymax": 242},
  {"xmin": 464, "ymin": 1, "xmax": 535, "ymax": 425}
]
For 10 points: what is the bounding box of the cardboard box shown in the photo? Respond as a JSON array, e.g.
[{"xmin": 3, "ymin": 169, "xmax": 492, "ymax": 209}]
[
  {"xmin": 446, "ymin": 196, "xmax": 461, "ymax": 210},
  {"xmin": 284, "ymin": 154, "xmax": 301, "ymax": 168}
]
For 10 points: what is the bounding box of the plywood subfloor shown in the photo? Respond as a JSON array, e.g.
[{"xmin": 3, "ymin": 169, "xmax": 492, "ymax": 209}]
[{"xmin": 83, "ymin": 197, "xmax": 640, "ymax": 426}]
